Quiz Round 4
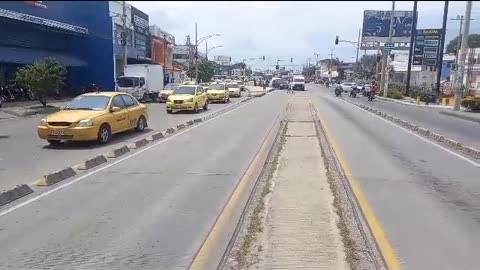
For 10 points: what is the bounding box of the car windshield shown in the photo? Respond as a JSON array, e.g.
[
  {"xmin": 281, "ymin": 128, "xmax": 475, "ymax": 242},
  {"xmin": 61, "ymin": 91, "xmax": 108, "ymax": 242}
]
[
  {"xmin": 294, "ymin": 79, "xmax": 304, "ymax": 82},
  {"xmin": 173, "ymin": 86, "xmax": 196, "ymax": 95},
  {"xmin": 164, "ymin": 83, "xmax": 179, "ymax": 89},
  {"xmin": 64, "ymin": 95, "xmax": 110, "ymax": 111},
  {"xmin": 117, "ymin": 77, "xmax": 140, "ymax": 87},
  {"xmin": 209, "ymin": 84, "xmax": 226, "ymax": 90},
  {"xmin": 227, "ymin": 84, "xmax": 239, "ymax": 88}
]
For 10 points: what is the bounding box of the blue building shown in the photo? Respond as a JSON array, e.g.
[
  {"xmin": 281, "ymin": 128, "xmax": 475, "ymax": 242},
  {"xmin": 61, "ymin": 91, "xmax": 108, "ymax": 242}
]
[{"xmin": 0, "ymin": 1, "xmax": 115, "ymax": 93}]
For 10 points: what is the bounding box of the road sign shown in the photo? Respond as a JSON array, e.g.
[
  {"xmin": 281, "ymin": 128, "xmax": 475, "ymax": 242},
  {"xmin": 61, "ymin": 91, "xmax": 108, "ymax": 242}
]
[
  {"xmin": 384, "ymin": 42, "xmax": 395, "ymax": 49},
  {"xmin": 413, "ymin": 29, "xmax": 443, "ymax": 66}
]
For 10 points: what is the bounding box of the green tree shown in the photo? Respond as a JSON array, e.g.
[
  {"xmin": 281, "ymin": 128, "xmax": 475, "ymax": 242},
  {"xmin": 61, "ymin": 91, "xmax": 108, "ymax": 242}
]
[
  {"xmin": 446, "ymin": 34, "xmax": 480, "ymax": 54},
  {"xmin": 354, "ymin": 54, "xmax": 377, "ymax": 80},
  {"xmin": 187, "ymin": 60, "xmax": 217, "ymax": 82},
  {"xmin": 16, "ymin": 58, "xmax": 67, "ymax": 107}
]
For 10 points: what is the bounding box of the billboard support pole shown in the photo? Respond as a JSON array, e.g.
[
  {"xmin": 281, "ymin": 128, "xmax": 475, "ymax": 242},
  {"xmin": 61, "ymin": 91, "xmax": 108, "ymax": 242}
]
[
  {"xmin": 356, "ymin": 28, "xmax": 361, "ymax": 63},
  {"xmin": 382, "ymin": 1, "xmax": 395, "ymax": 98},
  {"xmin": 406, "ymin": 0, "xmax": 418, "ymax": 96},
  {"xmin": 435, "ymin": 1, "xmax": 449, "ymax": 96},
  {"xmin": 454, "ymin": 0, "xmax": 472, "ymax": 111}
]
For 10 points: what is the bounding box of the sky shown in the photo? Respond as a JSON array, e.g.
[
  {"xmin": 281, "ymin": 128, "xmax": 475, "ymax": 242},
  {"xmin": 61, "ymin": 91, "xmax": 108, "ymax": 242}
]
[{"xmin": 132, "ymin": 1, "xmax": 479, "ymax": 71}]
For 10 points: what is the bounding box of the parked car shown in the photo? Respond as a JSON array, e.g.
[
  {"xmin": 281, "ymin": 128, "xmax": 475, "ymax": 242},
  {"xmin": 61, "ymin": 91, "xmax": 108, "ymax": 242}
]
[
  {"xmin": 37, "ymin": 92, "xmax": 148, "ymax": 145},
  {"xmin": 166, "ymin": 85, "xmax": 208, "ymax": 114}
]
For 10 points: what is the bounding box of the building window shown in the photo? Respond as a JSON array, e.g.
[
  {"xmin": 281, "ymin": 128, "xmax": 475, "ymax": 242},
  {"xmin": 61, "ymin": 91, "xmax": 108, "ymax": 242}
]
[{"xmin": 135, "ymin": 33, "xmax": 147, "ymax": 51}]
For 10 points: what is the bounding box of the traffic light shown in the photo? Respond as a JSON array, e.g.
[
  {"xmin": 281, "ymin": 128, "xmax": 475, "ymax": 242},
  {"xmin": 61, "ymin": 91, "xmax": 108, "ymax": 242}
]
[
  {"xmin": 276, "ymin": 65, "xmax": 279, "ymax": 70},
  {"xmin": 290, "ymin": 58, "xmax": 293, "ymax": 63},
  {"xmin": 262, "ymin": 56, "xmax": 265, "ymax": 61},
  {"xmin": 335, "ymin": 35, "xmax": 339, "ymax": 45},
  {"xmin": 229, "ymin": 57, "xmax": 232, "ymax": 62}
]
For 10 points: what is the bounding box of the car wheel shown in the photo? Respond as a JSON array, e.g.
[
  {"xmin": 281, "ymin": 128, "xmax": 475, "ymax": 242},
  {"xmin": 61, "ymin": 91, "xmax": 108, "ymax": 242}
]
[
  {"xmin": 227, "ymin": 97, "xmax": 230, "ymax": 103},
  {"xmin": 203, "ymin": 100, "xmax": 208, "ymax": 111},
  {"xmin": 166, "ymin": 109, "xmax": 172, "ymax": 114},
  {"xmin": 47, "ymin": 140, "xmax": 62, "ymax": 146},
  {"xmin": 193, "ymin": 103, "xmax": 199, "ymax": 113},
  {"xmin": 97, "ymin": 124, "xmax": 111, "ymax": 144},
  {"xmin": 136, "ymin": 116, "xmax": 147, "ymax": 132}
]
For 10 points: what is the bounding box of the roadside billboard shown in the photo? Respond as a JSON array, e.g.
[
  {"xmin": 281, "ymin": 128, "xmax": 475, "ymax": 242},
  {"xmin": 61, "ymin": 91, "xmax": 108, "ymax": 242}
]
[
  {"xmin": 214, "ymin": 55, "xmax": 231, "ymax": 65},
  {"xmin": 362, "ymin": 10, "xmax": 414, "ymax": 43}
]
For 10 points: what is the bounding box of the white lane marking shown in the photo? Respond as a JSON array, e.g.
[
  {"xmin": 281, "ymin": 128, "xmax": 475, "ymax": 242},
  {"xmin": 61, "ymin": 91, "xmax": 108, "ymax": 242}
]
[
  {"xmin": 337, "ymin": 98, "xmax": 480, "ymax": 168},
  {"xmin": 0, "ymin": 96, "xmax": 267, "ymax": 218}
]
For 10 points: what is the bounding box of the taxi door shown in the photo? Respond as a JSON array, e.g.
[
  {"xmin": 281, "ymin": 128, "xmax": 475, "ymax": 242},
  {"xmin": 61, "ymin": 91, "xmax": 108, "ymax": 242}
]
[
  {"xmin": 196, "ymin": 86, "xmax": 207, "ymax": 106},
  {"xmin": 109, "ymin": 95, "xmax": 130, "ymax": 132}
]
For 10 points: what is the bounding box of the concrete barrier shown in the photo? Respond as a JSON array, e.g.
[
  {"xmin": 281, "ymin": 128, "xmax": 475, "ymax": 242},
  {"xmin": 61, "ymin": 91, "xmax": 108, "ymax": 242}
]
[
  {"xmin": 166, "ymin": 127, "xmax": 176, "ymax": 135},
  {"xmin": 0, "ymin": 184, "xmax": 34, "ymax": 207},
  {"xmin": 430, "ymin": 132, "xmax": 444, "ymax": 142},
  {"xmin": 128, "ymin": 138, "xmax": 149, "ymax": 149},
  {"xmin": 107, "ymin": 145, "xmax": 130, "ymax": 158},
  {"xmin": 177, "ymin": 124, "xmax": 186, "ymax": 130},
  {"xmin": 36, "ymin": 167, "xmax": 77, "ymax": 186},
  {"xmin": 418, "ymin": 128, "xmax": 430, "ymax": 136},
  {"xmin": 193, "ymin": 118, "xmax": 202, "ymax": 124},
  {"xmin": 150, "ymin": 132, "xmax": 165, "ymax": 141},
  {"xmin": 186, "ymin": 120, "xmax": 194, "ymax": 126},
  {"xmin": 462, "ymin": 146, "xmax": 480, "ymax": 158},
  {"xmin": 445, "ymin": 138, "xmax": 462, "ymax": 149},
  {"xmin": 77, "ymin": 155, "xmax": 108, "ymax": 170}
]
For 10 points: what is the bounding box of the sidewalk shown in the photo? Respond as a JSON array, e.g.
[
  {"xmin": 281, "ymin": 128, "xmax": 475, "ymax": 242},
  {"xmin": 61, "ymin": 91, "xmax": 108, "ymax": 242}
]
[{"xmin": 0, "ymin": 99, "xmax": 70, "ymax": 117}]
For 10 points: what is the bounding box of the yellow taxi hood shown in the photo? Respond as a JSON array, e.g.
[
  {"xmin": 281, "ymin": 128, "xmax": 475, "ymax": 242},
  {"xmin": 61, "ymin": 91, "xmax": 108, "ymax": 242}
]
[
  {"xmin": 168, "ymin": 94, "xmax": 195, "ymax": 101},
  {"xmin": 206, "ymin": 89, "xmax": 225, "ymax": 94},
  {"xmin": 161, "ymin": 89, "xmax": 175, "ymax": 94},
  {"xmin": 46, "ymin": 109, "xmax": 106, "ymax": 123}
]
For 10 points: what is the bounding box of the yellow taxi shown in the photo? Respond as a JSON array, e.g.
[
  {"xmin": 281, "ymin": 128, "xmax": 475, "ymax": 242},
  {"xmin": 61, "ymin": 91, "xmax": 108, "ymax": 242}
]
[
  {"xmin": 206, "ymin": 82, "xmax": 230, "ymax": 103},
  {"xmin": 37, "ymin": 92, "xmax": 148, "ymax": 145},
  {"xmin": 159, "ymin": 83, "xmax": 179, "ymax": 103},
  {"xmin": 237, "ymin": 81, "xmax": 246, "ymax": 91},
  {"xmin": 227, "ymin": 82, "xmax": 242, "ymax": 97},
  {"xmin": 200, "ymin": 82, "xmax": 210, "ymax": 90},
  {"xmin": 166, "ymin": 85, "xmax": 208, "ymax": 114}
]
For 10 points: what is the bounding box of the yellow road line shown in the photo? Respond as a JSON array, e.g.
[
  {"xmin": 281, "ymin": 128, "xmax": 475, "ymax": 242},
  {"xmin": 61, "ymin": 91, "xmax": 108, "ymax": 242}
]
[
  {"xmin": 189, "ymin": 112, "xmax": 281, "ymax": 270},
  {"xmin": 315, "ymin": 107, "xmax": 401, "ymax": 270}
]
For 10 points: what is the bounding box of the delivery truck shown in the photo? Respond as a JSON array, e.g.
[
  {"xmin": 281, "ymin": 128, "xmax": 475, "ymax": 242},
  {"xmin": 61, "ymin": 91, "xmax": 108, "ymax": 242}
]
[{"xmin": 117, "ymin": 64, "xmax": 164, "ymax": 101}]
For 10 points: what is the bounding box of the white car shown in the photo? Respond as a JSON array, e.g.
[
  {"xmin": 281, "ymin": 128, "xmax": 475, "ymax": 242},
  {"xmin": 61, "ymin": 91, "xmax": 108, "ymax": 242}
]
[
  {"xmin": 340, "ymin": 82, "xmax": 356, "ymax": 92},
  {"xmin": 290, "ymin": 76, "xmax": 305, "ymax": 91}
]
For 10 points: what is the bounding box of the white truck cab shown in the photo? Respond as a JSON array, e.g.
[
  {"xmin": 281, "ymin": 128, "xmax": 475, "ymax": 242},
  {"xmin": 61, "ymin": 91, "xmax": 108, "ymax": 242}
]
[
  {"xmin": 290, "ymin": 75, "xmax": 305, "ymax": 91},
  {"xmin": 117, "ymin": 64, "xmax": 164, "ymax": 101}
]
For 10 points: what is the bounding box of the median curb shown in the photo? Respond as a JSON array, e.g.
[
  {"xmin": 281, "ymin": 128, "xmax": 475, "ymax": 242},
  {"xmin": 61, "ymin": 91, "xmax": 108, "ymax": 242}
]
[
  {"xmin": 166, "ymin": 127, "xmax": 176, "ymax": 135},
  {"xmin": 107, "ymin": 145, "xmax": 130, "ymax": 158},
  {"xmin": 36, "ymin": 167, "xmax": 77, "ymax": 186},
  {"xmin": 186, "ymin": 120, "xmax": 194, "ymax": 126},
  {"xmin": 349, "ymin": 101, "xmax": 480, "ymax": 160},
  {"xmin": 77, "ymin": 155, "xmax": 108, "ymax": 170},
  {"xmin": 128, "ymin": 138, "xmax": 149, "ymax": 149},
  {"xmin": 150, "ymin": 132, "xmax": 165, "ymax": 141},
  {"xmin": 0, "ymin": 184, "xmax": 34, "ymax": 207},
  {"xmin": 193, "ymin": 118, "xmax": 202, "ymax": 124},
  {"xmin": 176, "ymin": 123, "xmax": 186, "ymax": 130}
]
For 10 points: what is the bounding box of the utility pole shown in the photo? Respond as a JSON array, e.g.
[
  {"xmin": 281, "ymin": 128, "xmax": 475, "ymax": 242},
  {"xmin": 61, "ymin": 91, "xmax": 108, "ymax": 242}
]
[
  {"xmin": 454, "ymin": 0, "xmax": 472, "ymax": 111},
  {"xmin": 329, "ymin": 49, "xmax": 335, "ymax": 81},
  {"xmin": 314, "ymin": 53, "xmax": 321, "ymax": 79},
  {"xmin": 382, "ymin": 1, "xmax": 395, "ymax": 98},
  {"xmin": 195, "ymin": 22, "xmax": 199, "ymax": 82},
  {"xmin": 205, "ymin": 40, "xmax": 208, "ymax": 61},
  {"xmin": 450, "ymin": 15, "xmax": 474, "ymax": 91},
  {"xmin": 406, "ymin": 0, "xmax": 418, "ymax": 96},
  {"xmin": 435, "ymin": 1, "xmax": 449, "ymax": 95},
  {"xmin": 163, "ymin": 33, "xmax": 167, "ymax": 85},
  {"xmin": 356, "ymin": 28, "xmax": 361, "ymax": 63},
  {"xmin": 121, "ymin": 0, "xmax": 127, "ymax": 75}
]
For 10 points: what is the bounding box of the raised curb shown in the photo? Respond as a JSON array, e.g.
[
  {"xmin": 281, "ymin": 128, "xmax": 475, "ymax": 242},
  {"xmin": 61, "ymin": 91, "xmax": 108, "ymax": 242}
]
[
  {"xmin": 193, "ymin": 118, "xmax": 202, "ymax": 124},
  {"xmin": 176, "ymin": 124, "xmax": 186, "ymax": 130},
  {"xmin": 128, "ymin": 138, "xmax": 149, "ymax": 149},
  {"xmin": 0, "ymin": 184, "xmax": 34, "ymax": 207},
  {"xmin": 77, "ymin": 155, "xmax": 108, "ymax": 170},
  {"xmin": 186, "ymin": 120, "xmax": 194, "ymax": 126},
  {"xmin": 36, "ymin": 167, "xmax": 77, "ymax": 186},
  {"xmin": 107, "ymin": 145, "xmax": 130, "ymax": 158},
  {"xmin": 150, "ymin": 132, "xmax": 165, "ymax": 141},
  {"xmin": 166, "ymin": 127, "xmax": 176, "ymax": 135}
]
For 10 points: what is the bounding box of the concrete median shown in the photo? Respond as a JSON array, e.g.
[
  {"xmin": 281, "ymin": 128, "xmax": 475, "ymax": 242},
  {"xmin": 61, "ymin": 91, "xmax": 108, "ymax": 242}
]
[
  {"xmin": 36, "ymin": 167, "xmax": 77, "ymax": 186},
  {"xmin": 186, "ymin": 120, "xmax": 194, "ymax": 126},
  {"xmin": 193, "ymin": 118, "xmax": 202, "ymax": 124},
  {"xmin": 107, "ymin": 145, "xmax": 130, "ymax": 158},
  {"xmin": 445, "ymin": 138, "xmax": 462, "ymax": 149},
  {"xmin": 77, "ymin": 155, "xmax": 108, "ymax": 170},
  {"xmin": 0, "ymin": 184, "xmax": 34, "ymax": 207},
  {"xmin": 128, "ymin": 138, "xmax": 149, "ymax": 149},
  {"xmin": 176, "ymin": 124, "xmax": 186, "ymax": 130},
  {"xmin": 430, "ymin": 132, "xmax": 445, "ymax": 142},
  {"xmin": 150, "ymin": 132, "xmax": 165, "ymax": 141},
  {"xmin": 166, "ymin": 127, "xmax": 176, "ymax": 135}
]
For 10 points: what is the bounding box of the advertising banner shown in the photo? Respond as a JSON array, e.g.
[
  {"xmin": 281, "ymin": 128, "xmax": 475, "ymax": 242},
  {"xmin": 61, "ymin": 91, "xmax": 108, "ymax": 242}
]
[
  {"xmin": 362, "ymin": 10, "xmax": 414, "ymax": 43},
  {"xmin": 131, "ymin": 6, "xmax": 149, "ymax": 36}
]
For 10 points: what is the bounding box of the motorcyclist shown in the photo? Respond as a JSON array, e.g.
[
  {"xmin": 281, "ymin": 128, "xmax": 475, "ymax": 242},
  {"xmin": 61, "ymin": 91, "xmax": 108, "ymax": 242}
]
[{"xmin": 369, "ymin": 80, "xmax": 377, "ymax": 100}]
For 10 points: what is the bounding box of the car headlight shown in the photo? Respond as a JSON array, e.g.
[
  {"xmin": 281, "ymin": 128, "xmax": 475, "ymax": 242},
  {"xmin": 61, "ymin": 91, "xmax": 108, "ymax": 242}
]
[
  {"xmin": 39, "ymin": 118, "xmax": 47, "ymax": 126},
  {"xmin": 76, "ymin": 119, "xmax": 93, "ymax": 127},
  {"xmin": 186, "ymin": 98, "xmax": 194, "ymax": 102}
]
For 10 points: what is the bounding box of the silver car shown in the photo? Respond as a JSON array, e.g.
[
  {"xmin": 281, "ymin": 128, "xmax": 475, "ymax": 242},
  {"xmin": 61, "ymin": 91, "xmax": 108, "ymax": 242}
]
[{"xmin": 340, "ymin": 82, "xmax": 356, "ymax": 92}]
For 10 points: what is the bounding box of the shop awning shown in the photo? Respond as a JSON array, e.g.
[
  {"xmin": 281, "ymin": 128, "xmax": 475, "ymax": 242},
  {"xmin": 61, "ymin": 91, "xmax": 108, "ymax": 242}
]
[{"xmin": 0, "ymin": 46, "xmax": 87, "ymax": 67}]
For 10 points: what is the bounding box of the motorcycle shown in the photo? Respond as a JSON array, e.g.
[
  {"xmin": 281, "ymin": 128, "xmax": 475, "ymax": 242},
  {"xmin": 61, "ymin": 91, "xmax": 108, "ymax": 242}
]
[
  {"xmin": 367, "ymin": 91, "xmax": 375, "ymax": 101},
  {"xmin": 350, "ymin": 89, "xmax": 357, "ymax": 98},
  {"xmin": 335, "ymin": 87, "xmax": 342, "ymax": 97}
]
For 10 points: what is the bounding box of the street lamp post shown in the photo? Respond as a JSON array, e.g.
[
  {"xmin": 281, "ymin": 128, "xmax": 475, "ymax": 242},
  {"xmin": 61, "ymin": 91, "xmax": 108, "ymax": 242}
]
[{"xmin": 194, "ymin": 24, "xmax": 220, "ymax": 82}]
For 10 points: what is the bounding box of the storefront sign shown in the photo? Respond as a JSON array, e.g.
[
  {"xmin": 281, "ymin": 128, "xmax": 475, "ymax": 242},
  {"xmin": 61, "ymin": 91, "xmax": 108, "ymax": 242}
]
[
  {"xmin": 131, "ymin": 6, "xmax": 149, "ymax": 36},
  {"xmin": 0, "ymin": 8, "xmax": 88, "ymax": 34},
  {"xmin": 413, "ymin": 29, "xmax": 442, "ymax": 66}
]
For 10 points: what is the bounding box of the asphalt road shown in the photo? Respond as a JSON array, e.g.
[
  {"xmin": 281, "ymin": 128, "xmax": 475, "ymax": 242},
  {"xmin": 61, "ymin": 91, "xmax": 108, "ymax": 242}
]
[
  {"xmin": 308, "ymin": 84, "xmax": 480, "ymax": 270},
  {"xmin": 0, "ymin": 90, "xmax": 290, "ymax": 269},
  {"xmin": 0, "ymin": 95, "xmax": 245, "ymax": 191},
  {"xmin": 344, "ymin": 92, "xmax": 480, "ymax": 149}
]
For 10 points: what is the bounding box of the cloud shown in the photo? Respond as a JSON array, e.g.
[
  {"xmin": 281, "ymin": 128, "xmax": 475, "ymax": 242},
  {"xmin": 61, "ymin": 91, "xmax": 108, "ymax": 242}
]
[{"xmin": 132, "ymin": 1, "xmax": 477, "ymax": 70}]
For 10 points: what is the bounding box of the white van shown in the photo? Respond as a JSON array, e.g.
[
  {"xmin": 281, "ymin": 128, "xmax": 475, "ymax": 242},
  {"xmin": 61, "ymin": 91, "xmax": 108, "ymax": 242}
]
[{"xmin": 290, "ymin": 75, "xmax": 305, "ymax": 91}]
